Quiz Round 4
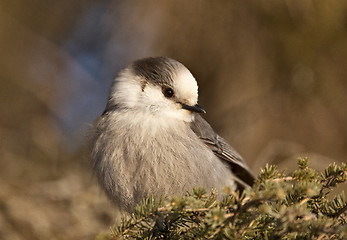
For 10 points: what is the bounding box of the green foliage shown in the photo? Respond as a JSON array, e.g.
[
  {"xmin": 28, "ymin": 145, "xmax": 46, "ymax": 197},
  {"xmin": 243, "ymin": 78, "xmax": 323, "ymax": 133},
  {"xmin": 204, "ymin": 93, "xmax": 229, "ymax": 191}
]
[{"xmin": 101, "ymin": 158, "xmax": 347, "ymax": 239}]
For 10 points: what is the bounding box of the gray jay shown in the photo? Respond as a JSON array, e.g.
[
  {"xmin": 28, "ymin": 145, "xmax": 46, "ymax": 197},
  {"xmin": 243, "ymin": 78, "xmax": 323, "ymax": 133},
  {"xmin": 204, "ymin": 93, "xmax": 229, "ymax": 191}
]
[{"xmin": 90, "ymin": 57, "xmax": 254, "ymax": 212}]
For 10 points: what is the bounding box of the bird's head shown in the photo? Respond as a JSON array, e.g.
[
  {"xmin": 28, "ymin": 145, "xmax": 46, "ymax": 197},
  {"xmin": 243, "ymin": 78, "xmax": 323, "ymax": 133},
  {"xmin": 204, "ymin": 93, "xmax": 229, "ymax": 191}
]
[{"xmin": 106, "ymin": 57, "xmax": 205, "ymax": 122}]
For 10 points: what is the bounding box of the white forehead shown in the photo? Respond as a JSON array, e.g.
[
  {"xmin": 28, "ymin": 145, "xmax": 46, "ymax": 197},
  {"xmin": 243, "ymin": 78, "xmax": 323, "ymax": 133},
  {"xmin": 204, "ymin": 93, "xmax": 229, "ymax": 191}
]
[{"xmin": 174, "ymin": 68, "xmax": 198, "ymax": 106}]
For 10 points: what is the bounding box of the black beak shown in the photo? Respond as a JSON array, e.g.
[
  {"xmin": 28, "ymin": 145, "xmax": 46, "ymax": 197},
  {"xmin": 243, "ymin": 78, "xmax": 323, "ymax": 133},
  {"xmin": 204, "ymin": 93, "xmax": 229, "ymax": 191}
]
[{"xmin": 181, "ymin": 103, "xmax": 206, "ymax": 114}]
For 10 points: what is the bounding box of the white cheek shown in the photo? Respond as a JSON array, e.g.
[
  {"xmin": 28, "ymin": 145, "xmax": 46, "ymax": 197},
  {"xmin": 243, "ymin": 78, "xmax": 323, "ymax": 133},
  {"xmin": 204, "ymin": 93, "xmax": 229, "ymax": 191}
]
[
  {"xmin": 142, "ymin": 85, "xmax": 193, "ymax": 122},
  {"xmin": 141, "ymin": 85, "xmax": 166, "ymax": 111},
  {"xmin": 166, "ymin": 109, "xmax": 193, "ymax": 122}
]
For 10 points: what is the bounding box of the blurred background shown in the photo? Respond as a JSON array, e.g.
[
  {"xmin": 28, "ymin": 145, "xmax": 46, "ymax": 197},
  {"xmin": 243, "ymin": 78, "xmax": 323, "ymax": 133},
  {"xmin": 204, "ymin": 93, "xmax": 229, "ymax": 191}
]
[{"xmin": 0, "ymin": 0, "xmax": 346, "ymax": 239}]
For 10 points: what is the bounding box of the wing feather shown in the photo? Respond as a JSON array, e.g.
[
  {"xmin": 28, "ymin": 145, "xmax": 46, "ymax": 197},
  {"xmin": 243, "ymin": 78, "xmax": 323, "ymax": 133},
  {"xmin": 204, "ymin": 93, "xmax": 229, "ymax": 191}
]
[{"xmin": 190, "ymin": 114, "xmax": 255, "ymax": 187}]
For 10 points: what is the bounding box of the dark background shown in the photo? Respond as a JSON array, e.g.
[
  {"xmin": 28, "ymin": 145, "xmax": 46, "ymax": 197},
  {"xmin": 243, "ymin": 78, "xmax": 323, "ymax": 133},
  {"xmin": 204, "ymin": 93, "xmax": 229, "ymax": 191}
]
[{"xmin": 0, "ymin": 1, "xmax": 346, "ymax": 239}]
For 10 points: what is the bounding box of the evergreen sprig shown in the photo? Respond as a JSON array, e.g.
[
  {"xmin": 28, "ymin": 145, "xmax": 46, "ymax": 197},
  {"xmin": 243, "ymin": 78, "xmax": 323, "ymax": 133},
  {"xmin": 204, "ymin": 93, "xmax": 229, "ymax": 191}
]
[{"xmin": 98, "ymin": 158, "xmax": 347, "ymax": 240}]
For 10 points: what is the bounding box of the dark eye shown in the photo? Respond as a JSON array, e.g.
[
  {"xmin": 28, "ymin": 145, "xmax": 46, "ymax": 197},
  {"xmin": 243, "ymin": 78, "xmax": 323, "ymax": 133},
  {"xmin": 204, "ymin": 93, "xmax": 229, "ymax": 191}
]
[{"xmin": 163, "ymin": 87, "xmax": 174, "ymax": 98}]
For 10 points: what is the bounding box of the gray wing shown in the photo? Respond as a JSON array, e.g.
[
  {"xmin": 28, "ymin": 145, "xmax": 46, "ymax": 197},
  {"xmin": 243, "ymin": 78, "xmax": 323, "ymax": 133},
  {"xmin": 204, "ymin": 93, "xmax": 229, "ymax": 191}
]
[{"xmin": 190, "ymin": 113, "xmax": 255, "ymax": 188}]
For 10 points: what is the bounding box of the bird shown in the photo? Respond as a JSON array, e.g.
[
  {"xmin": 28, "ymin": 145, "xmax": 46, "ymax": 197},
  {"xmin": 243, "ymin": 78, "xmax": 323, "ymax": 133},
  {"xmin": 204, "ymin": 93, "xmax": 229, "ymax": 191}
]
[{"xmin": 89, "ymin": 56, "xmax": 254, "ymax": 212}]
